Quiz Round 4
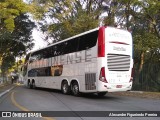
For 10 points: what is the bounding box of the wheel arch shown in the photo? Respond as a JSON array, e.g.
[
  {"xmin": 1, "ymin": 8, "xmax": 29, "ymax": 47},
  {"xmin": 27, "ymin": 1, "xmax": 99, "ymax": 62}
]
[
  {"xmin": 32, "ymin": 79, "xmax": 35, "ymax": 83},
  {"xmin": 27, "ymin": 79, "xmax": 31, "ymax": 85},
  {"xmin": 61, "ymin": 79, "xmax": 70, "ymax": 87}
]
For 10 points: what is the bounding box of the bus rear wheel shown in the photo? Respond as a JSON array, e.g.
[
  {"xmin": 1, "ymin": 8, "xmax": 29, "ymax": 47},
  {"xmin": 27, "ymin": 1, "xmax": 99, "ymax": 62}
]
[
  {"xmin": 32, "ymin": 81, "xmax": 36, "ymax": 89},
  {"xmin": 61, "ymin": 81, "xmax": 70, "ymax": 94},
  {"xmin": 72, "ymin": 82, "xmax": 80, "ymax": 96}
]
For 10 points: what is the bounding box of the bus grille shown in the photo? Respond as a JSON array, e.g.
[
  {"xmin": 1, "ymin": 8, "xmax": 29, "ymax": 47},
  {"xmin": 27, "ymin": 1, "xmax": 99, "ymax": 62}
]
[
  {"xmin": 85, "ymin": 73, "xmax": 96, "ymax": 90},
  {"xmin": 107, "ymin": 54, "xmax": 130, "ymax": 71}
]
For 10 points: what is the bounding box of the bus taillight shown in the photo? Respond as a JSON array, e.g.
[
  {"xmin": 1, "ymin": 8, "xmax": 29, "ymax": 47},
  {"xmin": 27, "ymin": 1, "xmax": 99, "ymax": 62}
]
[
  {"xmin": 99, "ymin": 67, "xmax": 108, "ymax": 83},
  {"xmin": 98, "ymin": 27, "xmax": 105, "ymax": 57}
]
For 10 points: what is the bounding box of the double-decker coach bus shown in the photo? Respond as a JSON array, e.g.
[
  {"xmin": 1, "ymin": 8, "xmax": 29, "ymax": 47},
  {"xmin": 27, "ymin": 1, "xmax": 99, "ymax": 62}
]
[{"xmin": 22, "ymin": 26, "xmax": 133, "ymax": 96}]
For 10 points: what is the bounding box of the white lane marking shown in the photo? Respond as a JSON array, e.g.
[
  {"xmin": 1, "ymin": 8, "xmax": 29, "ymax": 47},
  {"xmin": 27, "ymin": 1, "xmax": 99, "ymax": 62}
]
[{"xmin": 0, "ymin": 86, "xmax": 15, "ymax": 98}]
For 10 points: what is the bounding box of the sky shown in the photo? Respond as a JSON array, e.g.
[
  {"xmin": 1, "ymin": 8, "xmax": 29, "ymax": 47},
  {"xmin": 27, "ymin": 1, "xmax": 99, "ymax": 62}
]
[{"xmin": 31, "ymin": 29, "xmax": 48, "ymax": 52}]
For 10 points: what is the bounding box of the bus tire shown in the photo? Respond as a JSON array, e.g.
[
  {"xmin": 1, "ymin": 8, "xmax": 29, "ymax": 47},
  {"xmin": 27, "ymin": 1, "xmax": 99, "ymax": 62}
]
[
  {"xmin": 28, "ymin": 80, "xmax": 33, "ymax": 89},
  {"xmin": 32, "ymin": 80, "xmax": 36, "ymax": 89},
  {"xmin": 72, "ymin": 82, "xmax": 80, "ymax": 96},
  {"xmin": 97, "ymin": 92, "xmax": 107, "ymax": 97},
  {"xmin": 61, "ymin": 81, "xmax": 70, "ymax": 95},
  {"xmin": 29, "ymin": 83, "xmax": 33, "ymax": 89}
]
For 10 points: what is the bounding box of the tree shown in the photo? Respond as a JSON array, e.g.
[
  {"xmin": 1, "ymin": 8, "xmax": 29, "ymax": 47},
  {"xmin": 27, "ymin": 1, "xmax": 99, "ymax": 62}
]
[
  {"xmin": 29, "ymin": 0, "xmax": 103, "ymax": 43},
  {"xmin": 0, "ymin": 0, "xmax": 29, "ymax": 75},
  {"xmin": 0, "ymin": 0, "xmax": 27, "ymax": 32},
  {"xmin": 130, "ymin": 0, "xmax": 160, "ymax": 90},
  {"xmin": 0, "ymin": 0, "xmax": 36, "ymax": 76},
  {"xmin": 0, "ymin": 14, "xmax": 36, "ymax": 76},
  {"xmin": 132, "ymin": 0, "xmax": 160, "ymax": 70}
]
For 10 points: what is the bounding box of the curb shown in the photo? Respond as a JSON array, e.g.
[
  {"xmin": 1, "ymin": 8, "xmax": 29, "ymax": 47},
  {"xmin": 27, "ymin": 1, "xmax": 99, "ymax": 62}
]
[{"xmin": 129, "ymin": 91, "xmax": 144, "ymax": 94}]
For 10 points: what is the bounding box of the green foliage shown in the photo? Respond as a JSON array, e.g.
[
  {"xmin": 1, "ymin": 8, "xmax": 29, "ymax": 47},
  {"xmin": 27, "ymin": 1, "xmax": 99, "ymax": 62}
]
[
  {"xmin": 134, "ymin": 33, "xmax": 160, "ymax": 52},
  {"xmin": 0, "ymin": 0, "xmax": 35, "ymax": 77},
  {"xmin": 0, "ymin": 14, "xmax": 36, "ymax": 75},
  {"xmin": 32, "ymin": 0, "xmax": 102, "ymax": 42},
  {"xmin": 0, "ymin": 0, "xmax": 27, "ymax": 31},
  {"xmin": 48, "ymin": 8, "xmax": 99, "ymax": 42}
]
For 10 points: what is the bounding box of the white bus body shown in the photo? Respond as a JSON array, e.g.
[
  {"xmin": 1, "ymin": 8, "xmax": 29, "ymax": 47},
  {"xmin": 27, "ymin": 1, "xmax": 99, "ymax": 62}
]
[{"xmin": 23, "ymin": 26, "xmax": 133, "ymax": 96}]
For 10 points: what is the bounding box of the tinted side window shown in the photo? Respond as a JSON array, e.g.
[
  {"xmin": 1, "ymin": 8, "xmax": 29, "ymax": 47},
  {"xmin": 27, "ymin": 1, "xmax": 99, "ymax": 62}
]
[
  {"xmin": 49, "ymin": 39, "xmax": 79, "ymax": 57},
  {"xmin": 43, "ymin": 48, "xmax": 50, "ymax": 59},
  {"xmin": 30, "ymin": 51, "xmax": 42, "ymax": 61},
  {"xmin": 78, "ymin": 30, "xmax": 98, "ymax": 51},
  {"xmin": 30, "ymin": 30, "xmax": 98, "ymax": 59},
  {"xmin": 28, "ymin": 67, "xmax": 51, "ymax": 77},
  {"xmin": 31, "ymin": 49, "xmax": 48, "ymax": 60},
  {"xmin": 64, "ymin": 39, "xmax": 78, "ymax": 54},
  {"xmin": 50, "ymin": 44, "xmax": 62, "ymax": 57},
  {"xmin": 37, "ymin": 67, "xmax": 51, "ymax": 76},
  {"xmin": 28, "ymin": 69, "xmax": 37, "ymax": 77}
]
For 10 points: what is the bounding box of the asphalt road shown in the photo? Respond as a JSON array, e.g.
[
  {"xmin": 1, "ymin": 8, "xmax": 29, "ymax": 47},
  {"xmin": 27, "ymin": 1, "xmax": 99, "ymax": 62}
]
[{"xmin": 0, "ymin": 85, "xmax": 159, "ymax": 120}]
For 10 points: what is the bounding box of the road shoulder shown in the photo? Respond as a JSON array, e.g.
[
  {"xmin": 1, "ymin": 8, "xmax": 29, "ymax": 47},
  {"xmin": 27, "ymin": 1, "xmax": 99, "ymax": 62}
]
[
  {"xmin": 110, "ymin": 91, "xmax": 160, "ymax": 100},
  {"xmin": 0, "ymin": 83, "xmax": 16, "ymax": 98}
]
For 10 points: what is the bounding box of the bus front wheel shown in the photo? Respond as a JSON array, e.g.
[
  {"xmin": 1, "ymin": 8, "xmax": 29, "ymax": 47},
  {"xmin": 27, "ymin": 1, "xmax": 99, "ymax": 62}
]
[
  {"xmin": 28, "ymin": 81, "xmax": 33, "ymax": 89},
  {"xmin": 61, "ymin": 81, "xmax": 70, "ymax": 94}
]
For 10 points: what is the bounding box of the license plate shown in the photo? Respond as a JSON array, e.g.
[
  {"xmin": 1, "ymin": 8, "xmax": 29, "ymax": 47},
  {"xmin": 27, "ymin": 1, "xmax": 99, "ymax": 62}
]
[{"xmin": 116, "ymin": 85, "xmax": 122, "ymax": 88}]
